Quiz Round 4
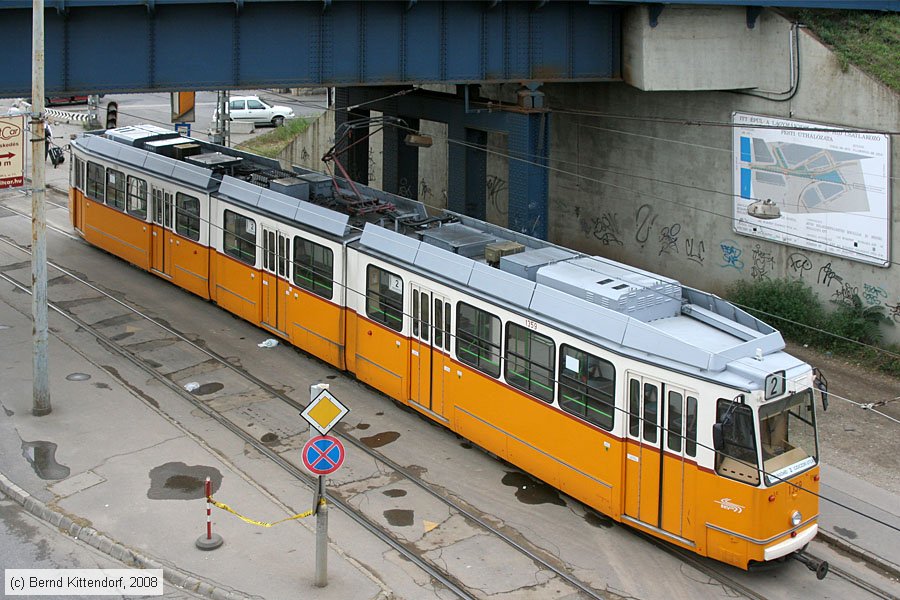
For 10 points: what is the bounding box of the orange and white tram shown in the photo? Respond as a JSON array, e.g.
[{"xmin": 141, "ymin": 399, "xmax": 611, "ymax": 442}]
[{"xmin": 68, "ymin": 124, "xmax": 823, "ymax": 570}]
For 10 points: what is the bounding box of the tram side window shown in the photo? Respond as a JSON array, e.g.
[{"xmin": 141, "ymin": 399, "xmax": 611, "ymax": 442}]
[
  {"xmin": 558, "ymin": 345, "xmax": 615, "ymax": 430},
  {"xmin": 629, "ymin": 379, "xmax": 641, "ymax": 437},
  {"xmin": 223, "ymin": 209, "xmax": 257, "ymax": 265},
  {"xmin": 366, "ymin": 265, "xmax": 403, "ymax": 332},
  {"xmin": 74, "ymin": 157, "xmax": 84, "ymax": 191},
  {"xmin": 505, "ymin": 324, "xmax": 554, "ymax": 402},
  {"xmin": 685, "ymin": 396, "xmax": 698, "ymax": 458},
  {"xmin": 175, "ymin": 193, "xmax": 201, "ymax": 241},
  {"xmin": 667, "ymin": 391, "xmax": 684, "ymax": 452},
  {"xmin": 126, "ymin": 176, "xmax": 147, "ymax": 219},
  {"xmin": 715, "ymin": 399, "xmax": 760, "ymax": 485},
  {"xmin": 105, "ymin": 169, "xmax": 126, "ymax": 211},
  {"xmin": 293, "ymin": 237, "xmax": 333, "ymax": 300},
  {"xmin": 86, "ymin": 162, "xmax": 104, "ymax": 202},
  {"xmin": 456, "ymin": 302, "xmax": 501, "ymax": 378}
]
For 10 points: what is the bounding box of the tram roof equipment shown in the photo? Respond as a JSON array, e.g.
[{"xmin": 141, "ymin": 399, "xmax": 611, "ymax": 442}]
[{"xmin": 73, "ymin": 125, "xmax": 806, "ymax": 391}]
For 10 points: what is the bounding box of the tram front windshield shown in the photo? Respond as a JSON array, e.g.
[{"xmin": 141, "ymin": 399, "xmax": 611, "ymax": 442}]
[{"xmin": 758, "ymin": 389, "xmax": 818, "ymax": 485}]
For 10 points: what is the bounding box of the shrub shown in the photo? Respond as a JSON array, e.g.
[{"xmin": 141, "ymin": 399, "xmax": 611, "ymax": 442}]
[
  {"xmin": 727, "ymin": 278, "xmax": 900, "ymax": 376},
  {"xmin": 727, "ymin": 278, "xmax": 825, "ymax": 343},
  {"xmin": 824, "ymin": 294, "xmax": 889, "ymax": 350}
]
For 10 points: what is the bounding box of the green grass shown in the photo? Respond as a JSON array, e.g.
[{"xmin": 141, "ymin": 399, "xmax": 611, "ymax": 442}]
[
  {"xmin": 794, "ymin": 10, "xmax": 900, "ymax": 93},
  {"xmin": 235, "ymin": 117, "xmax": 310, "ymax": 159}
]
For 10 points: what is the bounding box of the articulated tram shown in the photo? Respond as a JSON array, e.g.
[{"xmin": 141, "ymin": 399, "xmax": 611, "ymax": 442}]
[{"xmin": 68, "ymin": 124, "xmax": 824, "ymax": 570}]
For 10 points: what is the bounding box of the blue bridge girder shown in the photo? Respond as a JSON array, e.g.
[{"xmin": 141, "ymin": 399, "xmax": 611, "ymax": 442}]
[{"xmin": 0, "ymin": 0, "xmax": 621, "ymax": 98}]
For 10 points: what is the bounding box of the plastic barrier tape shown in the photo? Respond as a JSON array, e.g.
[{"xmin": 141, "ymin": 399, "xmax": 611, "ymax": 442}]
[{"xmin": 207, "ymin": 495, "xmax": 323, "ymax": 528}]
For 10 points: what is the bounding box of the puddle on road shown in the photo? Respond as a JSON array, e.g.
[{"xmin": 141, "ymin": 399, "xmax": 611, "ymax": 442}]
[
  {"xmin": 355, "ymin": 423, "xmax": 371, "ymax": 430},
  {"xmin": 3, "ymin": 406, "xmax": 13, "ymax": 417},
  {"xmin": 191, "ymin": 382, "xmax": 224, "ymax": 396},
  {"xmin": 21, "ymin": 441, "xmax": 70, "ymax": 480},
  {"xmin": 384, "ymin": 509, "xmax": 414, "ymax": 527},
  {"xmin": 360, "ymin": 431, "xmax": 400, "ymax": 448},
  {"xmin": 326, "ymin": 375, "xmax": 337, "ymax": 380},
  {"xmin": 66, "ymin": 372, "xmax": 91, "ymax": 381},
  {"xmin": 261, "ymin": 432, "xmax": 279, "ymax": 445},
  {"xmin": 147, "ymin": 462, "xmax": 222, "ymax": 500},
  {"xmin": 383, "ymin": 489, "xmax": 407, "ymax": 498},
  {"xmin": 93, "ymin": 382, "xmax": 110, "ymax": 390},
  {"xmin": 584, "ymin": 511, "xmax": 614, "ymax": 529},
  {"xmin": 501, "ymin": 471, "xmax": 566, "ymax": 507}
]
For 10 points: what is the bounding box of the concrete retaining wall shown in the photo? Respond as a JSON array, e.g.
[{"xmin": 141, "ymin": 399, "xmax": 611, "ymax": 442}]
[{"xmin": 283, "ymin": 8, "xmax": 900, "ymax": 342}]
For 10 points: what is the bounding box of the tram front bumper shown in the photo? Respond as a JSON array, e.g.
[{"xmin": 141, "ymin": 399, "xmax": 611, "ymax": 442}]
[{"xmin": 764, "ymin": 523, "xmax": 818, "ymax": 561}]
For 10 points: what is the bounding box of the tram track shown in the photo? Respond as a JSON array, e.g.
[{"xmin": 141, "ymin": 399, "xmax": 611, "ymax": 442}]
[
  {"xmin": 0, "ymin": 209, "xmax": 608, "ymax": 599},
  {"xmin": 2, "ymin": 198, "xmax": 897, "ymax": 600}
]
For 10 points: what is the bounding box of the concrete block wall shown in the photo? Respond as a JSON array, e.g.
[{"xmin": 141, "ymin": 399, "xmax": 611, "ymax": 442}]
[{"xmin": 544, "ymin": 10, "xmax": 900, "ymax": 343}]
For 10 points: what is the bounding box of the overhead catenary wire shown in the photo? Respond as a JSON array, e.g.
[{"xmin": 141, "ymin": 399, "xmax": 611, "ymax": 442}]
[
  {"xmin": 52, "ymin": 90, "xmax": 900, "ymax": 391},
  {"xmin": 22, "ymin": 150, "xmax": 900, "ymax": 537},
  {"xmin": 56, "ymin": 98, "xmax": 900, "ymax": 370},
  {"xmin": 57, "ymin": 93, "xmax": 900, "ymax": 344}
]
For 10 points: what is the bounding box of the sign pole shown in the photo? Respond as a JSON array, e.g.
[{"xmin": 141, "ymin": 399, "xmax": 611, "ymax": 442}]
[
  {"xmin": 314, "ymin": 474, "xmax": 328, "ymax": 587},
  {"xmin": 31, "ymin": 0, "xmax": 50, "ymax": 417},
  {"xmin": 303, "ymin": 382, "xmax": 349, "ymax": 589}
]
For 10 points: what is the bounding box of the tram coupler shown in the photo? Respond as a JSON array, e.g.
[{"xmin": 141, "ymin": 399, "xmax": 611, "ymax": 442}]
[{"xmin": 793, "ymin": 551, "xmax": 829, "ymax": 580}]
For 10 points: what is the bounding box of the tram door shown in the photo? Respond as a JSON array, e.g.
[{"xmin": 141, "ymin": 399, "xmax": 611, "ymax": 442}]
[
  {"xmin": 261, "ymin": 227, "xmax": 290, "ymax": 334},
  {"xmin": 660, "ymin": 389, "xmax": 697, "ymax": 542},
  {"xmin": 150, "ymin": 188, "xmax": 173, "ymax": 276},
  {"xmin": 624, "ymin": 374, "xmax": 663, "ymax": 527},
  {"xmin": 409, "ymin": 284, "xmax": 452, "ymax": 419}
]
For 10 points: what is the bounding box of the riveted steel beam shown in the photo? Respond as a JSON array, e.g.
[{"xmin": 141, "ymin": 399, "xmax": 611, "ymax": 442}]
[{"xmin": 0, "ymin": 1, "xmax": 620, "ymax": 97}]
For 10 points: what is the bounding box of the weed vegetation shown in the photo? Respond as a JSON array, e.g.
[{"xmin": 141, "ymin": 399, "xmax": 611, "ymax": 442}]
[
  {"xmin": 727, "ymin": 278, "xmax": 900, "ymax": 376},
  {"xmin": 794, "ymin": 9, "xmax": 900, "ymax": 93},
  {"xmin": 236, "ymin": 117, "xmax": 310, "ymax": 159}
]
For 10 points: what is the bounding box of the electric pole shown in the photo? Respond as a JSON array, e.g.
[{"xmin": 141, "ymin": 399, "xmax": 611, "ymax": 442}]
[{"xmin": 31, "ymin": 0, "xmax": 50, "ymax": 416}]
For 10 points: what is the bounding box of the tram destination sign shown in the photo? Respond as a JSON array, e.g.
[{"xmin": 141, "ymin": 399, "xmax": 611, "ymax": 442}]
[{"xmin": 0, "ymin": 115, "xmax": 25, "ymax": 189}]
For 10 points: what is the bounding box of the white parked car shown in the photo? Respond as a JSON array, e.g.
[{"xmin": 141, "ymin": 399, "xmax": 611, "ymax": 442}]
[{"xmin": 219, "ymin": 96, "xmax": 294, "ymax": 127}]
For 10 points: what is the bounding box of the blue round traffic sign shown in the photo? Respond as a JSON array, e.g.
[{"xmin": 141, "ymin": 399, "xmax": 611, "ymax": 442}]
[{"xmin": 302, "ymin": 435, "xmax": 345, "ymax": 475}]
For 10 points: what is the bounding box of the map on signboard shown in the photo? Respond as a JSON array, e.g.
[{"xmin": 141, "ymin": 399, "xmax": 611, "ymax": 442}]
[{"xmin": 732, "ymin": 112, "xmax": 890, "ymax": 267}]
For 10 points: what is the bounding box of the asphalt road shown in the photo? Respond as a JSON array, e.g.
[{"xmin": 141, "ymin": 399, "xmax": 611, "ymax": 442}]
[
  {"xmin": 3, "ymin": 89, "xmax": 328, "ymax": 148},
  {"xmin": 1, "ymin": 499, "xmax": 202, "ymax": 599}
]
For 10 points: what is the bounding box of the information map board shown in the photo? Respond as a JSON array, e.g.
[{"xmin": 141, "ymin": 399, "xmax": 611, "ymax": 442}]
[{"xmin": 732, "ymin": 112, "xmax": 890, "ymax": 266}]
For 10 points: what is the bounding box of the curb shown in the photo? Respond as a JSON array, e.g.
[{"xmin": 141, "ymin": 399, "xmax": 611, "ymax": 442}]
[
  {"xmin": 0, "ymin": 471, "xmax": 254, "ymax": 600},
  {"xmin": 817, "ymin": 528, "xmax": 900, "ymax": 581}
]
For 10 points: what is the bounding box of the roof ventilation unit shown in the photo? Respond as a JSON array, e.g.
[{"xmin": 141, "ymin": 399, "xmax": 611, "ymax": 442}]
[
  {"xmin": 420, "ymin": 223, "xmax": 497, "ymax": 258},
  {"xmin": 499, "ymin": 247, "xmax": 576, "ymax": 281},
  {"xmin": 536, "ymin": 256, "xmax": 682, "ymax": 321}
]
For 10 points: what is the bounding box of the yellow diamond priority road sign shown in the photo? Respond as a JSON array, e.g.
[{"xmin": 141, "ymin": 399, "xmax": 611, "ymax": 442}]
[{"xmin": 301, "ymin": 389, "xmax": 349, "ymax": 435}]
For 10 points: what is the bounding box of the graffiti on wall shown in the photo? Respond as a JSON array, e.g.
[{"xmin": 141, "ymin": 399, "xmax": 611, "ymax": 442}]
[
  {"xmin": 863, "ymin": 283, "xmax": 888, "ymax": 306},
  {"xmin": 658, "ymin": 223, "xmax": 680, "ymax": 256},
  {"xmin": 817, "ymin": 262, "xmax": 843, "ymax": 288},
  {"xmin": 719, "ymin": 240, "xmax": 745, "ymax": 271},
  {"xmin": 487, "ymin": 175, "xmax": 509, "ymax": 216},
  {"xmin": 788, "ymin": 252, "xmax": 812, "ymax": 278},
  {"xmin": 751, "ymin": 244, "xmax": 775, "ymax": 281},
  {"xmin": 634, "ymin": 204, "xmax": 657, "ymax": 248},
  {"xmin": 685, "ymin": 237, "xmax": 705, "ymax": 265},
  {"xmin": 594, "ymin": 213, "xmax": 624, "ymax": 246}
]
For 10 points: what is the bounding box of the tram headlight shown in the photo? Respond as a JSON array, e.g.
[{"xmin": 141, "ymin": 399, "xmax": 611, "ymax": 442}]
[{"xmin": 791, "ymin": 510, "xmax": 802, "ymax": 527}]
